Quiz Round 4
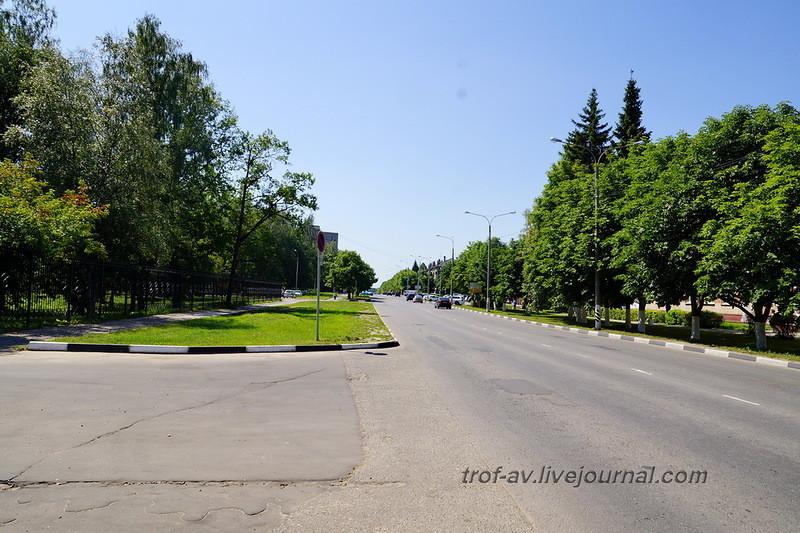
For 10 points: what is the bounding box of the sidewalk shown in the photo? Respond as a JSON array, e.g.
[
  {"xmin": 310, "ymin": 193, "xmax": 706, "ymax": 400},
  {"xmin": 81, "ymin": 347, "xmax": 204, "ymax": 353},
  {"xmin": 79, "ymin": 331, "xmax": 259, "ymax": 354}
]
[{"xmin": 0, "ymin": 299, "xmax": 296, "ymax": 352}]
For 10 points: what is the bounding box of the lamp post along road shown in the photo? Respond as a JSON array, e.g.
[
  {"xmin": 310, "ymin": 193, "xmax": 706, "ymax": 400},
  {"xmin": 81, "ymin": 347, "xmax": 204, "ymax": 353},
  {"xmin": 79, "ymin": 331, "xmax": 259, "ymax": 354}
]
[
  {"xmin": 550, "ymin": 137, "xmax": 645, "ymax": 330},
  {"xmin": 465, "ymin": 211, "xmax": 516, "ymax": 311},
  {"xmin": 436, "ymin": 234, "xmax": 455, "ymax": 299}
]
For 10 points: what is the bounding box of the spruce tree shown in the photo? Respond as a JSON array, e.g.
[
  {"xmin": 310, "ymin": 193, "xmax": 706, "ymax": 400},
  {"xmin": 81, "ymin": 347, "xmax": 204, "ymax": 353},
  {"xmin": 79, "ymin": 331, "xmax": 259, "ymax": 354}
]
[
  {"xmin": 613, "ymin": 74, "xmax": 651, "ymax": 157},
  {"xmin": 563, "ymin": 88, "xmax": 612, "ymax": 167}
]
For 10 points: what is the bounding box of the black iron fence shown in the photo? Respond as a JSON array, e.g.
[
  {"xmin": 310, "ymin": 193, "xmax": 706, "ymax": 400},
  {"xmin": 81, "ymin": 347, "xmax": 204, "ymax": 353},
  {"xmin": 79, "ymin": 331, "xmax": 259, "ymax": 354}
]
[{"xmin": 0, "ymin": 257, "xmax": 282, "ymax": 332}]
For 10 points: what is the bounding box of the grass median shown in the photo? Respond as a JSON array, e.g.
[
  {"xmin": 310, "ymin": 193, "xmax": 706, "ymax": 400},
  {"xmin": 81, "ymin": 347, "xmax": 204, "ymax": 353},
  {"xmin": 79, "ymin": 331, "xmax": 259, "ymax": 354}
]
[
  {"xmin": 56, "ymin": 301, "xmax": 393, "ymax": 346},
  {"xmin": 459, "ymin": 306, "xmax": 800, "ymax": 363}
]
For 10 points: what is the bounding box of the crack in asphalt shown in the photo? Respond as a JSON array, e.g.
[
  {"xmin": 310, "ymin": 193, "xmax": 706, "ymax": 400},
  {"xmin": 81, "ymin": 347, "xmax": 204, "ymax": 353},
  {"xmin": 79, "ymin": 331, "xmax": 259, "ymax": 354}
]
[{"xmin": 4, "ymin": 368, "xmax": 325, "ymax": 483}]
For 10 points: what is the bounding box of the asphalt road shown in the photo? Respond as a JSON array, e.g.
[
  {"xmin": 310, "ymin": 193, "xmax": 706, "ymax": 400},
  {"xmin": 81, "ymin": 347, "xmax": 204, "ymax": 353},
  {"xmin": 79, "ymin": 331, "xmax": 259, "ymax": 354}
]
[
  {"xmin": 375, "ymin": 296, "xmax": 800, "ymax": 532},
  {"xmin": 1, "ymin": 297, "xmax": 798, "ymax": 531}
]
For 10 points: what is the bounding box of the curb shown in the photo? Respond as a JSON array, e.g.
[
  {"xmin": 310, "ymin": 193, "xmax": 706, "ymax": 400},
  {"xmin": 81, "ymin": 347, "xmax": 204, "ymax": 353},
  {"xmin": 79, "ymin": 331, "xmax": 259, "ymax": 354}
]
[
  {"xmin": 454, "ymin": 307, "xmax": 800, "ymax": 371},
  {"xmin": 26, "ymin": 340, "xmax": 400, "ymax": 354}
]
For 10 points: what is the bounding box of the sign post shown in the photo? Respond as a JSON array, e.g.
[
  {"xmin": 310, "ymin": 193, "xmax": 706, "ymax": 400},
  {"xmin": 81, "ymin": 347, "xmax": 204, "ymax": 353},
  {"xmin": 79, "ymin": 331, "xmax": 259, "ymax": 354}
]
[{"xmin": 316, "ymin": 232, "xmax": 326, "ymax": 341}]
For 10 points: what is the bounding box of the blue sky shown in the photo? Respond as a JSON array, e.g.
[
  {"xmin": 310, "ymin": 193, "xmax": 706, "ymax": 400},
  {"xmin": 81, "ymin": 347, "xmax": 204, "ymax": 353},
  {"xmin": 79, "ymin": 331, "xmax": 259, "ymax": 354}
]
[{"xmin": 46, "ymin": 0, "xmax": 799, "ymax": 284}]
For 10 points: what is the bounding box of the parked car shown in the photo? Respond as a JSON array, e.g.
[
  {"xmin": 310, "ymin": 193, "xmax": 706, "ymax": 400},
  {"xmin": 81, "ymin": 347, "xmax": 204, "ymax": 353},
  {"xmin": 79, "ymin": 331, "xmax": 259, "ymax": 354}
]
[
  {"xmin": 435, "ymin": 296, "xmax": 452, "ymax": 309},
  {"xmin": 413, "ymin": 294, "xmax": 424, "ymax": 303},
  {"xmin": 451, "ymin": 294, "xmax": 464, "ymax": 305}
]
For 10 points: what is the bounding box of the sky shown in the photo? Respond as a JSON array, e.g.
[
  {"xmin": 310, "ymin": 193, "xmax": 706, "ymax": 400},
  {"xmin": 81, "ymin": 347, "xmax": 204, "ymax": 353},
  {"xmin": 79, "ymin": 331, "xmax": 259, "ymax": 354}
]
[{"xmin": 45, "ymin": 0, "xmax": 799, "ymax": 285}]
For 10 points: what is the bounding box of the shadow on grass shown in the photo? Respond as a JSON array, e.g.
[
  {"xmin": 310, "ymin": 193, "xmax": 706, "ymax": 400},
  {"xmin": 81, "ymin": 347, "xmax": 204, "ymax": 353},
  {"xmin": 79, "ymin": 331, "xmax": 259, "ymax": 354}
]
[
  {"xmin": 251, "ymin": 304, "xmax": 371, "ymax": 318},
  {"xmin": 179, "ymin": 318, "xmax": 259, "ymax": 330}
]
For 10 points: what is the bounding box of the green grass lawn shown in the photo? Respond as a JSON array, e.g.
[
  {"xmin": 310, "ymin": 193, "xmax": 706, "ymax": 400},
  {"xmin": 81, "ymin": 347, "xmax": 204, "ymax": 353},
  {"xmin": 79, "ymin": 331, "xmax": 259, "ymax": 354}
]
[
  {"xmin": 461, "ymin": 306, "xmax": 800, "ymax": 362},
  {"xmin": 57, "ymin": 301, "xmax": 393, "ymax": 346}
]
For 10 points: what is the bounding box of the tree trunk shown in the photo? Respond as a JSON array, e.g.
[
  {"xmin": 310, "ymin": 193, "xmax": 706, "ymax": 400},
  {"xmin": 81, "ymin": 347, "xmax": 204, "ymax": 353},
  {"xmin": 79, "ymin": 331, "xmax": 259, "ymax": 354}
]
[
  {"xmin": 625, "ymin": 303, "xmax": 631, "ymax": 330},
  {"xmin": 637, "ymin": 300, "xmax": 646, "ymax": 333},
  {"xmin": 689, "ymin": 294, "xmax": 704, "ymax": 342},
  {"xmin": 691, "ymin": 315, "xmax": 701, "ymax": 342},
  {"xmin": 604, "ymin": 306, "xmax": 610, "ymax": 328},
  {"xmin": 753, "ymin": 321, "xmax": 767, "ymax": 350}
]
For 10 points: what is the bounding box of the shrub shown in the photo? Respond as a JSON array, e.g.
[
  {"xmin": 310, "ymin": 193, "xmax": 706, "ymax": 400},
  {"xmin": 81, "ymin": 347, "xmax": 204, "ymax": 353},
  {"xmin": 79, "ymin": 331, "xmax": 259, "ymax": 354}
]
[
  {"xmin": 699, "ymin": 310, "xmax": 724, "ymax": 329},
  {"xmin": 666, "ymin": 309, "xmax": 689, "ymax": 325},
  {"xmin": 769, "ymin": 312, "xmax": 800, "ymax": 339}
]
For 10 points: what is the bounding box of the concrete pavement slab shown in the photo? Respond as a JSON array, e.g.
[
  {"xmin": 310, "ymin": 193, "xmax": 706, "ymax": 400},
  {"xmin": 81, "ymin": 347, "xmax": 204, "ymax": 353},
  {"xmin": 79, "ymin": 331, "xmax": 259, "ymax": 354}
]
[{"xmin": 0, "ymin": 350, "xmax": 361, "ymax": 530}]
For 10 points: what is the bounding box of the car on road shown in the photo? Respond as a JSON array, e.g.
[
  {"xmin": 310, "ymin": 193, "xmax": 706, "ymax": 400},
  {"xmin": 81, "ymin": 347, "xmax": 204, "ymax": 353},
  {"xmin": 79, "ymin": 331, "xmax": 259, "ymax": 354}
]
[
  {"xmin": 434, "ymin": 296, "xmax": 452, "ymax": 309},
  {"xmin": 413, "ymin": 294, "xmax": 424, "ymax": 303},
  {"xmin": 406, "ymin": 293, "xmax": 416, "ymax": 301}
]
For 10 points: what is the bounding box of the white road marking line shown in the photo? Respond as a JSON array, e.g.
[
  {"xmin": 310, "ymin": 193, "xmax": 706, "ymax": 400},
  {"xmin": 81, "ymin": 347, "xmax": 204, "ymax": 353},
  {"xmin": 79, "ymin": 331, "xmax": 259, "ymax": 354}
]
[
  {"xmin": 574, "ymin": 353, "xmax": 589, "ymax": 358},
  {"xmin": 722, "ymin": 394, "xmax": 760, "ymax": 406},
  {"xmin": 516, "ymin": 337, "xmax": 523, "ymax": 340},
  {"xmin": 541, "ymin": 343, "xmax": 552, "ymax": 347},
  {"xmin": 631, "ymin": 368, "xmax": 652, "ymax": 375}
]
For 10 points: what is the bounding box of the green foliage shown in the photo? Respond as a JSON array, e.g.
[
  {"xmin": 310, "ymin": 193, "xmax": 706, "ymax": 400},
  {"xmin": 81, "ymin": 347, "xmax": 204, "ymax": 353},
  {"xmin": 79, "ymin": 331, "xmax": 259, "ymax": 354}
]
[
  {"xmin": 0, "ymin": 157, "xmax": 106, "ymax": 259},
  {"xmin": 325, "ymin": 250, "xmax": 377, "ymax": 298},
  {"xmin": 695, "ymin": 104, "xmax": 800, "ymax": 327},
  {"xmin": 0, "ymin": 0, "xmax": 56, "ymax": 160},
  {"xmin": 562, "ymin": 88, "xmax": 612, "ymax": 168},
  {"xmin": 612, "ymin": 76, "xmax": 650, "ymax": 156},
  {"xmin": 2, "ymin": 10, "xmax": 318, "ymax": 286},
  {"xmin": 522, "ymin": 159, "xmax": 593, "ymax": 309}
]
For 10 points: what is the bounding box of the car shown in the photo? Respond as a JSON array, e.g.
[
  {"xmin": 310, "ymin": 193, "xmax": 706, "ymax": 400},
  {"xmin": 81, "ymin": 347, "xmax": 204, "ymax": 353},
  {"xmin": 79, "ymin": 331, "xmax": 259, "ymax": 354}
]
[
  {"xmin": 435, "ymin": 296, "xmax": 452, "ymax": 309},
  {"xmin": 451, "ymin": 294, "xmax": 464, "ymax": 305},
  {"xmin": 406, "ymin": 293, "xmax": 416, "ymax": 301},
  {"xmin": 413, "ymin": 294, "xmax": 424, "ymax": 303},
  {"xmin": 423, "ymin": 294, "xmax": 438, "ymax": 301}
]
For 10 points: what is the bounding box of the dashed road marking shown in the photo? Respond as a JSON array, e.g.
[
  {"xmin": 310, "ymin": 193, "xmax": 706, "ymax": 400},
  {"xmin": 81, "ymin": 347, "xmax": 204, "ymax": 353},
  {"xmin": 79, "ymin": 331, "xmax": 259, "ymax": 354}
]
[
  {"xmin": 632, "ymin": 368, "xmax": 652, "ymax": 375},
  {"xmin": 722, "ymin": 394, "xmax": 759, "ymax": 406}
]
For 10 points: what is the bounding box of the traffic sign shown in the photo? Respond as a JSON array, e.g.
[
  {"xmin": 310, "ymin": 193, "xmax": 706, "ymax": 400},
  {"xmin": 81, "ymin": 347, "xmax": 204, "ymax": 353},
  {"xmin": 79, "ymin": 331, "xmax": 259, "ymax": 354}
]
[{"xmin": 317, "ymin": 232, "xmax": 326, "ymax": 253}]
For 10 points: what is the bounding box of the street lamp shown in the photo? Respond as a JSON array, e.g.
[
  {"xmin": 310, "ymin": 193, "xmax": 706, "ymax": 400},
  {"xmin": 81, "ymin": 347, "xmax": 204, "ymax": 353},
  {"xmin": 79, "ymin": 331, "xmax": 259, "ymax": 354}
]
[
  {"xmin": 293, "ymin": 249, "xmax": 299, "ymax": 290},
  {"xmin": 464, "ymin": 210, "xmax": 516, "ymax": 311},
  {"xmin": 550, "ymin": 137, "xmax": 645, "ymax": 330},
  {"xmin": 436, "ymin": 234, "xmax": 455, "ymax": 298},
  {"xmin": 413, "ymin": 255, "xmax": 432, "ymax": 294}
]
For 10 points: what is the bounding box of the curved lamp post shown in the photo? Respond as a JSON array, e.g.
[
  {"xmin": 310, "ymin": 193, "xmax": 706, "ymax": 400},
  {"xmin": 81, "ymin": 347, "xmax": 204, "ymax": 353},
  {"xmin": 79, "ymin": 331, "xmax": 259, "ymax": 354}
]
[
  {"xmin": 549, "ymin": 137, "xmax": 645, "ymax": 330},
  {"xmin": 464, "ymin": 210, "xmax": 516, "ymax": 311}
]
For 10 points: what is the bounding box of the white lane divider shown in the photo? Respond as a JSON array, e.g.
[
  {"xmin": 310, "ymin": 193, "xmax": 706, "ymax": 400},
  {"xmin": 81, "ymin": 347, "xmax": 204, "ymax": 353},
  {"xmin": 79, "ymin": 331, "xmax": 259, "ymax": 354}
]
[
  {"xmin": 541, "ymin": 343, "xmax": 552, "ymax": 348},
  {"xmin": 722, "ymin": 394, "xmax": 760, "ymax": 406},
  {"xmin": 574, "ymin": 353, "xmax": 590, "ymax": 358},
  {"xmin": 631, "ymin": 368, "xmax": 652, "ymax": 375}
]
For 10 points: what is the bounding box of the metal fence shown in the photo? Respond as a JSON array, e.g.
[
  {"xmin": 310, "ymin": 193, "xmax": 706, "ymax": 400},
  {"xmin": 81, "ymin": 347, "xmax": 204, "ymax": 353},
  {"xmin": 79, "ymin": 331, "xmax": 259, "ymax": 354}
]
[{"xmin": 0, "ymin": 257, "xmax": 282, "ymax": 332}]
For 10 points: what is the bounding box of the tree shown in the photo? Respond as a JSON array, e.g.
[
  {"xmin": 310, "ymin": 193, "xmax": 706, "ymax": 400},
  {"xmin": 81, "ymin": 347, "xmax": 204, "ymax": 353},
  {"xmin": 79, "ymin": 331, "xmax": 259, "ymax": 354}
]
[
  {"xmin": 696, "ymin": 104, "xmax": 800, "ymax": 349},
  {"xmin": 0, "ymin": 156, "xmax": 106, "ymax": 261},
  {"xmin": 0, "ymin": 0, "xmax": 56, "ymax": 160},
  {"xmin": 562, "ymin": 88, "xmax": 612, "ymax": 167},
  {"xmin": 521, "ymin": 159, "xmax": 593, "ymax": 316},
  {"xmin": 611, "ymin": 133, "xmax": 708, "ymax": 337},
  {"xmin": 225, "ymin": 129, "xmax": 316, "ymax": 304},
  {"xmin": 95, "ymin": 15, "xmax": 236, "ymax": 268},
  {"xmin": 325, "ymin": 250, "xmax": 376, "ymax": 299},
  {"xmin": 612, "ymin": 75, "xmax": 650, "ymax": 157},
  {"xmin": 491, "ymin": 238, "xmax": 524, "ymax": 308},
  {"xmin": 452, "ymin": 238, "xmax": 508, "ymax": 309}
]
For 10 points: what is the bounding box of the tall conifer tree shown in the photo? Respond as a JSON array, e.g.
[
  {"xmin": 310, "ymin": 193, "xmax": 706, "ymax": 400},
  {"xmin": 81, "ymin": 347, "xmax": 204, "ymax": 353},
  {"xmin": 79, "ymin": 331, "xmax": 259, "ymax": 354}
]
[
  {"xmin": 613, "ymin": 73, "xmax": 650, "ymax": 156},
  {"xmin": 563, "ymin": 88, "xmax": 612, "ymax": 167}
]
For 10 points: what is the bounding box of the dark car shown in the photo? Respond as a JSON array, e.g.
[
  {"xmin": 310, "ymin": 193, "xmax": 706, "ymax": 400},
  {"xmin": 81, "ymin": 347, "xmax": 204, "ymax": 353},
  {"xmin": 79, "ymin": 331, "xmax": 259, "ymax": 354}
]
[
  {"xmin": 406, "ymin": 293, "xmax": 416, "ymax": 301},
  {"xmin": 434, "ymin": 296, "xmax": 452, "ymax": 309}
]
